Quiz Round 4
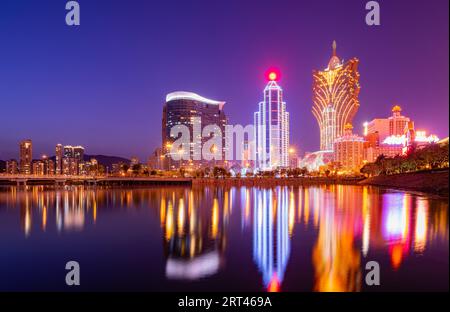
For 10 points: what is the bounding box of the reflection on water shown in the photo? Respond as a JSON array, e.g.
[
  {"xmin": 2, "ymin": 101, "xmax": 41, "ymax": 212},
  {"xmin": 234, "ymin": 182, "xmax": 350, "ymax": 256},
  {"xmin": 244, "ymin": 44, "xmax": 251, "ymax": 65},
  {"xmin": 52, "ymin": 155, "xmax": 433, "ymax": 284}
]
[{"xmin": 0, "ymin": 185, "xmax": 448, "ymax": 291}]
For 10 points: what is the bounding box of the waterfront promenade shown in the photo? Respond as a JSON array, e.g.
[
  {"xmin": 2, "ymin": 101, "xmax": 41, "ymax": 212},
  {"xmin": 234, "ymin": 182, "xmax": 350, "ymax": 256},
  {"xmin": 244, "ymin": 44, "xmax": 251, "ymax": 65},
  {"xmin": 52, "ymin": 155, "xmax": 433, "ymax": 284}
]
[
  {"xmin": 0, "ymin": 174, "xmax": 192, "ymax": 186},
  {"xmin": 0, "ymin": 174, "xmax": 364, "ymax": 187}
]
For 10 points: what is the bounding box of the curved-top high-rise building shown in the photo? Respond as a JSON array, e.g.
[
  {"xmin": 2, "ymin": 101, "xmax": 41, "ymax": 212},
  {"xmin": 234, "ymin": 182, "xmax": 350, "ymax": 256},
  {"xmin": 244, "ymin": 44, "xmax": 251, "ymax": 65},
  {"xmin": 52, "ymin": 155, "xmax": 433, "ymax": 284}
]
[
  {"xmin": 162, "ymin": 91, "xmax": 227, "ymax": 169},
  {"xmin": 312, "ymin": 41, "xmax": 360, "ymax": 151}
]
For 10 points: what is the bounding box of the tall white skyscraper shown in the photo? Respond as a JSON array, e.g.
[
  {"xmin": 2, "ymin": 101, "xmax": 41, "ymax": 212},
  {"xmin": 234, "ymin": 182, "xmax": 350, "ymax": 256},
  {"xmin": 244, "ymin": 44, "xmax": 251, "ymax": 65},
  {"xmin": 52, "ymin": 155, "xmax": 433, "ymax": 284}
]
[{"xmin": 254, "ymin": 72, "xmax": 290, "ymax": 170}]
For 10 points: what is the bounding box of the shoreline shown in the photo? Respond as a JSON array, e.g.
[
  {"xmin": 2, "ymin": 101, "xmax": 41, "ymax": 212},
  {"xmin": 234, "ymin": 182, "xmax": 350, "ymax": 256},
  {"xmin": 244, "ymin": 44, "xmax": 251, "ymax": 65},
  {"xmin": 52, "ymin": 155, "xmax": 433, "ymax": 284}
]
[
  {"xmin": 191, "ymin": 176, "xmax": 364, "ymax": 187},
  {"xmin": 0, "ymin": 170, "xmax": 448, "ymax": 196},
  {"xmin": 358, "ymin": 169, "xmax": 449, "ymax": 197}
]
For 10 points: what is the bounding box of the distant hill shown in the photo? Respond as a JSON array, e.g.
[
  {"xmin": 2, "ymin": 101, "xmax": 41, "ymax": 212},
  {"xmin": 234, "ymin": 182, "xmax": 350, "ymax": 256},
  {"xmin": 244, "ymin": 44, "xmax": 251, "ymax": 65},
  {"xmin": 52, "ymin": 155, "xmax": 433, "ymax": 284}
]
[{"xmin": 84, "ymin": 155, "xmax": 131, "ymax": 168}]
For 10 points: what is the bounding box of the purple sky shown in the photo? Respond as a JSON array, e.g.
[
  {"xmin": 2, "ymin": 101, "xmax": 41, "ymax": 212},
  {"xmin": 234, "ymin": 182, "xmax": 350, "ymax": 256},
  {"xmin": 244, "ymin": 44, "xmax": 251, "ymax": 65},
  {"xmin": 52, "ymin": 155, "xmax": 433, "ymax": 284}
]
[{"xmin": 0, "ymin": 0, "xmax": 448, "ymax": 160}]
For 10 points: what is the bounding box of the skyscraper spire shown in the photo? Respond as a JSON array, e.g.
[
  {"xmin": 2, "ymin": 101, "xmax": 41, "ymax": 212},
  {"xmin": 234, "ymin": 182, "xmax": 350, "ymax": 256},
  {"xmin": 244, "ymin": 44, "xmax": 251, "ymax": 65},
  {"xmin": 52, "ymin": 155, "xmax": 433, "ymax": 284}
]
[{"xmin": 332, "ymin": 40, "xmax": 337, "ymax": 56}]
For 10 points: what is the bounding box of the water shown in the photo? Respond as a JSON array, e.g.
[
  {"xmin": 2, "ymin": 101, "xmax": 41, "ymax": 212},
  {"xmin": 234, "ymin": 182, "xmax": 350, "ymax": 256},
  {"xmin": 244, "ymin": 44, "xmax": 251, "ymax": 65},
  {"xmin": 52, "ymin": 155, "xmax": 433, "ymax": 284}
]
[{"xmin": 0, "ymin": 185, "xmax": 448, "ymax": 292}]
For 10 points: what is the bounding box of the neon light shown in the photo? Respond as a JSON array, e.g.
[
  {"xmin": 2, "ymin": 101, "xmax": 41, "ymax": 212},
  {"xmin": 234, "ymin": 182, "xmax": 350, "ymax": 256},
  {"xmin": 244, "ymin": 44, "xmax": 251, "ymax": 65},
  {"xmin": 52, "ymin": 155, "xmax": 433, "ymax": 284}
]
[
  {"xmin": 166, "ymin": 91, "xmax": 225, "ymax": 109},
  {"xmin": 414, "ymin": 131, "xmax": 439, "ymax": 143},
  {"xmin": 383, "ymin": 135, "xmax": 407, "ymax": 145}
]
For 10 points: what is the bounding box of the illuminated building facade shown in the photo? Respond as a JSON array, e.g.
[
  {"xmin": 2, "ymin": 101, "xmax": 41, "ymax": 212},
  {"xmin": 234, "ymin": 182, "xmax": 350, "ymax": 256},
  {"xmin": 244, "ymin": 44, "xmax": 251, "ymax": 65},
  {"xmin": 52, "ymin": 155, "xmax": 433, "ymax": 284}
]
[
  {"xmin": 389, "ymin": 105, "xmax": 410, "ymax": 136},
  {"xmin": 254, "ymin": 72, "xmax": 290, "ymax": 170},
  {"xmin": 6, "ymin": 159, "xmax": 18, "ymax": 174},
  {"xmin": 19, "ymin": 139, "xmax": 32, "ymax": 174},
  {"xmin": 40, "ymin": 155, "xmax": 55, "ymax": 175},
  {"xmin": 162, "ymin": 91, "xmax": 227, "ymax": 169},
  {"xmin": 55, "ymin": 144, "xmax": 63, "ymax": 175},
  {"xmin": 365, "ymin": 105, "xmax": 412, "ymax": 147},
  {"xmin": 334, "ymin": 124, "xmax": 365, "ymax": 172},
  {"xmin": 288, "ymin": 148, "xmax": 299, "ymax": 168},
  {"xmin": 312, "ymin": 41, "xmax": 360, "ymax": 151},
  {"xmin": 240, "ymin": 140, "xmax": 254, "ymax": 169},
  {"xmin": 64, "ymin": 145, "xmax": 84, "ymax": 161},
  {"xmin": 32, "ymin": 161, "xmax": 45, "ymax": 176},
  {"xmin": 366, "ymin": 118, "xmax": 390, "ymax": 143},
  {"xmin": 363, "ymin": 106, "xmax": 439, "ymax": 161}
]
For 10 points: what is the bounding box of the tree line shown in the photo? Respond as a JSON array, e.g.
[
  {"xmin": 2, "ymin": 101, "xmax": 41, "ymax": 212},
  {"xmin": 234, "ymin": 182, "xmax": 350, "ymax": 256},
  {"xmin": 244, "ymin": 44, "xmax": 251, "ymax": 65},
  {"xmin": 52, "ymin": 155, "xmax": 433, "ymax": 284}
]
[{"xmin": 360, "ymin": 142, "xmax": 449, "ymax": 177}]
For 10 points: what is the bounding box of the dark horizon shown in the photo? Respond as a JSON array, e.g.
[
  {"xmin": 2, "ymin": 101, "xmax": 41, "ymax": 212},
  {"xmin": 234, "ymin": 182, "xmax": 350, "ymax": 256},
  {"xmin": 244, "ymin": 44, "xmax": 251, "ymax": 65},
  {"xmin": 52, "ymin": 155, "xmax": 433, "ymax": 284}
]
[{"xmin": 0, "ymin": 0, "xmax": 448, "ymax": 161}]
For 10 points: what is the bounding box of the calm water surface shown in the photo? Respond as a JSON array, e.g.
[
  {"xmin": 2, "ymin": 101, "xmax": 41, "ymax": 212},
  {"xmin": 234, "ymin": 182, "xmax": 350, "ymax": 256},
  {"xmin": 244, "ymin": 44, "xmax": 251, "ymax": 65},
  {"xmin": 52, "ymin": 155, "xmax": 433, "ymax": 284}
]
[{"xmin": 0, "ymin": 185, "xmax": 448, "ymax": 291}]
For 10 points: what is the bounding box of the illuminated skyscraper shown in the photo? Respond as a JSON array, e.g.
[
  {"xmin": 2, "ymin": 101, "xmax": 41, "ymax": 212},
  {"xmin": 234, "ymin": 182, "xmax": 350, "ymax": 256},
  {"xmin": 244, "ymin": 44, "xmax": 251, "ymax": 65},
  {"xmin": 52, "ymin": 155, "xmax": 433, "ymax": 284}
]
[
  {"xmin": 254, "ymin": 71, "xmax": 290, "ymax": 170},
  {"xmin": 19, "ymin": 139, "xmax": 32, "ymax": 174},
  {"xmin": 312, "ymin": 41, "xmax": 360, "ymax": 151},
  {"xmin": 162, "ymin": 91, "xmax": 227, "ymax": 169},
  {"xmin": 55, "ymin": 144, "xmax": 63, "ymax": 175}
]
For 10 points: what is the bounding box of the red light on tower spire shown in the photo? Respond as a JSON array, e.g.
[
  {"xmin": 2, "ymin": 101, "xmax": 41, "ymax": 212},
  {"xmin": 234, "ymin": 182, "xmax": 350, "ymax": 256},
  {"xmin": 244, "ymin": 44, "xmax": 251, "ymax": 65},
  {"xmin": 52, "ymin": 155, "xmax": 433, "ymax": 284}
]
[
  {"xmin": 266, "ymin": 68, "xmax": 280, "ymax": 81},
  {"xmin": 268, "ymin": 71, "xmax": 277, "ymax": 81}
]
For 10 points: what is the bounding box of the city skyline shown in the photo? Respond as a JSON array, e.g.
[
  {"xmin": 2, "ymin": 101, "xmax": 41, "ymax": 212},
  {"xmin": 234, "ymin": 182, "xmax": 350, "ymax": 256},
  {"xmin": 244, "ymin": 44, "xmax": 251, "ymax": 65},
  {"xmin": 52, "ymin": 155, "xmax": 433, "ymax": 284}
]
[
  {"xmin": 0, "ymin": 1, "xmax": 448, "ymax": 297},
  {"xmin": 0, "ymin": 0, "xmax": 448, "ymax": 161}
]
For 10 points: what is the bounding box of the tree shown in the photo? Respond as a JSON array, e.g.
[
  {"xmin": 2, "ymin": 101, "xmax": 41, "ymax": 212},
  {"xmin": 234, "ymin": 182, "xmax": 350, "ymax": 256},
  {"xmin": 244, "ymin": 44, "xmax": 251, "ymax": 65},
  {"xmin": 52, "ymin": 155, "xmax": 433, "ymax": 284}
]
[
  {"xmin": 120, "ymin": 163, "xmax": 130, "ymax": 175},
  {"xmin": 132, "ymin": 164, "xmax": 142, "ymax": 175}
]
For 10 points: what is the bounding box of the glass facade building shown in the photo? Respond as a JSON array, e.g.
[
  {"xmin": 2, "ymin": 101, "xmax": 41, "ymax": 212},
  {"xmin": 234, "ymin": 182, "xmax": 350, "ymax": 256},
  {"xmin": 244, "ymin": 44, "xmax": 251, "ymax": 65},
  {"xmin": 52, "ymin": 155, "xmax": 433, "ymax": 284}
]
[
  {"xmin": 162, "ymin": 91, "xmax": 227, "ymax": 169},
  {"xmin": 254, "ymin": 75, "xmax": 290, "ymax": 170}
]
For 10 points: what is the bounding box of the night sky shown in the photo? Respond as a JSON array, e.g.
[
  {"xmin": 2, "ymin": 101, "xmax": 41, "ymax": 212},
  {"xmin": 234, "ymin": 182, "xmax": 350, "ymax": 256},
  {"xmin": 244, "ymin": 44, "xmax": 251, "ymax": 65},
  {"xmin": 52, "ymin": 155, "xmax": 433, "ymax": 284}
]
[{"xmin": 0, "ymin": 0, "xmax": 448, "ymax": 160}]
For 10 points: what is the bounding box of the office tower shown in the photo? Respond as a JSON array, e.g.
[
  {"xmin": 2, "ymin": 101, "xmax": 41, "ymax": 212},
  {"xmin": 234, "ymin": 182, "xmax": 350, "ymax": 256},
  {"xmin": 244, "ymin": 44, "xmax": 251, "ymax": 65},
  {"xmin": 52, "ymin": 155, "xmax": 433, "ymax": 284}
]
[
  {"xmin": 254, "ymin": 71, "xmax": 290, "ymax": 170},
  {"xmin": 55, "ymin": 144, "xmax": 63, "ymax": 175},
  {"xmin": 162, "ymin": 91, "xmax": 227, "ymax": 169},
  {"xmin": 312, "ymin": 41, "xmax": 360, "ymax": 151},
  {"xmin": 19, "ymin": 139, "xmax": 32, "ymax": 174},
  {"xmin": 334, "ymin": 124, "xmax": 365, "ymax": 172}
]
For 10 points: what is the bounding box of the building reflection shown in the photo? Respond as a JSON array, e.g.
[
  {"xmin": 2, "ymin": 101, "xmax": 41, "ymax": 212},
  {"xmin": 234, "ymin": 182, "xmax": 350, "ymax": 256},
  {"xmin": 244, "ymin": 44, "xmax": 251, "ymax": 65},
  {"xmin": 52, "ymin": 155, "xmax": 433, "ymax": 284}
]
[
  {"xmin": 159, "ymin": 188, "xmax": 228, "ymax": 281},
  {"xmin": 0, "ymin": 184, "xmax": 448, "ymax": 291},
  {"xmin": 311, "ymin": 185, "xmax": 362, "ymax": 292},
  {"xmin": 1, "ymin": 186, "xmax": 105, "ymax": 235},
  {"xmin": 252, "ymin": 187, "xmax": 291, "ymax": 292}
]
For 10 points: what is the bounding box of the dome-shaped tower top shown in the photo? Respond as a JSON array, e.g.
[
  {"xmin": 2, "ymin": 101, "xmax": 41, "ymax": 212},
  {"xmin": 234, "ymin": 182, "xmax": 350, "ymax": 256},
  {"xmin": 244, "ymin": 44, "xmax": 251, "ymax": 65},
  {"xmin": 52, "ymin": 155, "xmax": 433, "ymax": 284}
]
[{"xmin": 327, "ymin": 40, "xmax": 341, "ymax": 70}]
